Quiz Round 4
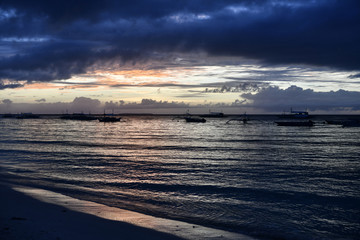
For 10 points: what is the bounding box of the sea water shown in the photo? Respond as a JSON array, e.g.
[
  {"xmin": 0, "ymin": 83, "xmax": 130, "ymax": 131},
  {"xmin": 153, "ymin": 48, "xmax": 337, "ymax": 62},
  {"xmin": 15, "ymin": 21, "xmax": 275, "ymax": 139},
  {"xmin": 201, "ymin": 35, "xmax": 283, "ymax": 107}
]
[{"xmin": 0, "ymin": 116, "xmax": 359, "ymax": 240}]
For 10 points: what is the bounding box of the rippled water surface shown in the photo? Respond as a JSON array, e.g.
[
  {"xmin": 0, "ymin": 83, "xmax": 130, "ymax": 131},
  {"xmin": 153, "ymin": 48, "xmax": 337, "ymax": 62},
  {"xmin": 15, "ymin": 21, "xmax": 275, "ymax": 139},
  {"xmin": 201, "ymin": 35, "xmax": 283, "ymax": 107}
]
[{"xmin": 0, "ymin": 116, "xmax": 359, "ymax": 239}]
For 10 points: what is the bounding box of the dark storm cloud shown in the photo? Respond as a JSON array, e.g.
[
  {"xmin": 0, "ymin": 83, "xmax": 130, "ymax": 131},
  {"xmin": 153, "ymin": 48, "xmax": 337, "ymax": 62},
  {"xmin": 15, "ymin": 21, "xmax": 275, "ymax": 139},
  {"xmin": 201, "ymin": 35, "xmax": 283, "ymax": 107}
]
[
  {"xmin": 0, "ymin": 0, "xmax": 255, "ymax": 23},
  {"xmin": 0, "ymin": 0, "xmax": 359, "ymax": 85},
  {"xmin": 0, "ymin": 39, "xmax": 145, "ymax": 81}
]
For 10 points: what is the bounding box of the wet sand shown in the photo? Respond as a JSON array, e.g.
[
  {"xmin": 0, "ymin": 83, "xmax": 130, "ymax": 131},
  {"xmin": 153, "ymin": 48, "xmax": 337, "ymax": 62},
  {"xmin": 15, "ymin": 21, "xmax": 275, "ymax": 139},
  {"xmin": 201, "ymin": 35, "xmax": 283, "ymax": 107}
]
[
  {"xmin": 0, "ymin": 183, "xmax": 255, "ymax": 240},
  {"xmin": 0, "ymin": 184, "xmax": 183, "ymax": 240}
]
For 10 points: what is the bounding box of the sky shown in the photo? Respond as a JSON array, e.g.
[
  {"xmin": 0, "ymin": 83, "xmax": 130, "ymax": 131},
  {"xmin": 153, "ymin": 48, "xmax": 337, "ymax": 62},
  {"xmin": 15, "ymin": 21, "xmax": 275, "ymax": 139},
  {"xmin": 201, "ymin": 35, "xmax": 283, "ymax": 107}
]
[{"xmin": 0, "ymin": 0, "xmax": 360, "ymax": 114}]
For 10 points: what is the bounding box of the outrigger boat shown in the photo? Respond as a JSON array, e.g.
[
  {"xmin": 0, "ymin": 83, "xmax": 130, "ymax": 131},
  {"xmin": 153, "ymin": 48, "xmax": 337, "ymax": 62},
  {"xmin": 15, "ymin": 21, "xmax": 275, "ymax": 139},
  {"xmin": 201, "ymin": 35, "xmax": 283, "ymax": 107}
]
[
  {"xmin": 16, "ymin": 112, "xmax": 40, "ymax": 119},
  {"xmin": 325, "ymin": 120, "xmax": 345, "ymax": 125},
  {"xmin": 184, "ymin": 116, "xmax": 206, "ymax": 123},
  {"xmin": 2, "ymin": 113, "xmax": 15, "ymax": 118},
  {"xmin": 182, "ymin": 110, "xmax": 206, "ymax": 123},
  {"xmin": 98, "ymin": 115, "xmax": 121, "ymax": 122},
  {"xmin": 98, "ymin": 110, "xmax": 121, "ymax": 122},
  {"xmin": 60, "ymin": 113, "xmax": 97, "ymax": 121},
  {"xmin": 200, "ymin": 110, "xmax": 225, "ymax": 118},
  {"xmin": 226, "ymin": 113, "xmax": 249, "ymax": 124},
  {"xmin": 278, "ymin": 108, "xmax": 311, "ymax": 119}
]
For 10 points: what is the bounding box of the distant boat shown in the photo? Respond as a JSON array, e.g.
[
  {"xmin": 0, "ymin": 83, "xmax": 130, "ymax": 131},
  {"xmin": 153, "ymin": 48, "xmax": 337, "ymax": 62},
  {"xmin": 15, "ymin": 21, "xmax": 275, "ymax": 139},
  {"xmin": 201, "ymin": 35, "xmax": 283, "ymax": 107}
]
[
  {"xmin": 275, "ymin": 120, "xmax": 314, "ymax": 126},
  {"xmin": 98, "ymin": 110, "xmax": 121, "ymax": 122},
  {"xmin": 2, "ymin": 113, "xmax": 15, "ymax": 118},
  {"xmin": 98, "ymin": 115, "xmax": 121, "ymax": 122},
  {"xmin": 183, "ymin": 110, "xmax": 206, "ymax": 123},
  {"xmin": 184, "ymin": 116, "xmax": 206, "ymax": 123},
  {"xmin": 278, "ymin": 108, "xmax": 311, "ymax": 119},
  {"xmin": 16, "ymin": 113, "xmax": 40, "ymax": 119},
  {"xmin": 60, "ymin": 113, "xmax": 97, "ymax": 121},
  {"xmin": 226, "ymin": 113, "xmax": 249, "ymax": 124},
  {"xmin": 200, "ymin": 111, "xmax": 225, "ymax": 118},
  {"xmin": 325, "ymin": 120, "xmax": 345, "ymax": 125}
]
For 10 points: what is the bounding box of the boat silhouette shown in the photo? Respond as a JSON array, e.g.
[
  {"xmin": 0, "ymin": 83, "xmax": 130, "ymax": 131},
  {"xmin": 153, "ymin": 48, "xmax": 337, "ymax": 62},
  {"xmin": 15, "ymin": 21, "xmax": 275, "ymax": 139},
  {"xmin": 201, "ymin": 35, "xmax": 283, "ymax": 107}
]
[
  {"xmin": 16, "ymin": 113, "xmax": 40, "ymax": 119},
  {"xmin": 184, "ymin": 116, "xmax": 206, "ymax": 123},
  {"xmin": 278, "ymin": 108, "xmax": 311, "ymax": 119},
  {"xmin": 60, "ymin": 113, "xmax": 97, "ymax": 121},
  {"xmin": 98, "ymin": 115, "xmax": 121, "ymax": 122},
  {"xmin": 200, "ymin": 110, "xmax": 225, "ymax": 118}
]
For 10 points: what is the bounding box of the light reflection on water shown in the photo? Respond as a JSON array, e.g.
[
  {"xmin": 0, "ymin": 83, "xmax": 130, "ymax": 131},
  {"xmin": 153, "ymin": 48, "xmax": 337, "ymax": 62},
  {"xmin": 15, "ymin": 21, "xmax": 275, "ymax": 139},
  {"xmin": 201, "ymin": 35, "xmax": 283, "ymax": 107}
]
[{"xmin": 0, "ymin": 116, "xmax": 360, "ymax": 240}]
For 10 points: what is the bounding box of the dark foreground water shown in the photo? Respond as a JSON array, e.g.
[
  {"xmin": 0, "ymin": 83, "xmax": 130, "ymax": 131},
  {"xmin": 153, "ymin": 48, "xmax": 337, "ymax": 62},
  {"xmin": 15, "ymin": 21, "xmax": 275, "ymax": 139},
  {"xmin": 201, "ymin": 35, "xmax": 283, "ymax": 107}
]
[{"xmin": 0, "ymin": 115, "xmax": 359, "ymax": 240}]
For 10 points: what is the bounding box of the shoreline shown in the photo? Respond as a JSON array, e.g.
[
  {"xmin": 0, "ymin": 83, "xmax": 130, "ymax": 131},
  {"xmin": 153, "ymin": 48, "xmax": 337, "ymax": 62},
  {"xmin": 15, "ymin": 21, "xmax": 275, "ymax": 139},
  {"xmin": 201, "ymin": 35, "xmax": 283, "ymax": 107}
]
[
  {"xmin": 0, "ymin": 183, "xmax": 183, "ymax": 240},
  {"xmin": 0, "ymin": 183, "xmax": 255, "ymax": 240}
]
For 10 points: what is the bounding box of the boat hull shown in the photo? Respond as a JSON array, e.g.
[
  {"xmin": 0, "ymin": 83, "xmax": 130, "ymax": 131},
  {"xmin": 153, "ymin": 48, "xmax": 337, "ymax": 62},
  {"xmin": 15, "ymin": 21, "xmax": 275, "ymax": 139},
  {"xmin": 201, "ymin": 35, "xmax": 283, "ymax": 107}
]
[
  {"xmin": 185, "ymin": 117, "xmax": 206, "ymax": 123},
  {"xmin": 98, "ymin": 117, "xmax": 121, "ymax": 122}
]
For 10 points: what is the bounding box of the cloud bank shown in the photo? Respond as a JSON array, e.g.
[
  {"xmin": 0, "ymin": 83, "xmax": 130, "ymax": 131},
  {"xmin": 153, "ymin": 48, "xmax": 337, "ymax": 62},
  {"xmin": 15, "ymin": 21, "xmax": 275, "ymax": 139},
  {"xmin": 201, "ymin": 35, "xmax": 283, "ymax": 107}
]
[
  {"xmin": 1, "ymin": 0, "xmax": 359, "ymax": 88},
  {"xmin": 2, "ymin": 86, "xmax": 360, "ymax": 114},
  {"xmin": 241, "ymin": 85, "xmax": 360, "ymax": 112}
]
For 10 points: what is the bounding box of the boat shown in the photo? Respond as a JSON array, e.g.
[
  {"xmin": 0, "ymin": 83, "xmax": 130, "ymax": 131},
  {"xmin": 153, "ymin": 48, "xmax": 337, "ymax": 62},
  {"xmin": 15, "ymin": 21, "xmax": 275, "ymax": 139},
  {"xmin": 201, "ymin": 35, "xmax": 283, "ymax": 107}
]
[
  {"xmin": 2, "ymin": 113, "xmax": 15, "ymax": 118},
  {"xmin": 184, "ymin": 116, "xmax": 206, "ymax": 123},
  {"xmin": 226, "ymin": 113, "xmax": 249, "ymax": 124},
  {"xmin": 98, "ymin": 115, "xmax": 121, "ymax": 122},
  {"xmin": 200, "ymin": 110, "xmax": 225, "ymax": 118},
  {"xmin": 325, "ymin": 120, "xmax": 345, "ymax": 125},
  {"xmin": 278, "ymin": 108, "xmax": 311, "ymax": 119},
  {"xmin": 60, "ymin": 113, "xmax": 97, "ymax": 121},
  {"xmin": 240, "ymin": 113, "xmax": 249, "ymax": 123},
  {"xmin": 275, "ymin": 120, "xmax": 314, "ymax": 126},
  {"xmin": 16, "ymin": 113, "xmax": 40, "ymax": 119},
  {"xmin": 98, "ymin": 110, "xmax": 121, "ymax": 122},
  {"xmin": 182, "ymin": 110, "xmax": 206, "ymax": 123}
]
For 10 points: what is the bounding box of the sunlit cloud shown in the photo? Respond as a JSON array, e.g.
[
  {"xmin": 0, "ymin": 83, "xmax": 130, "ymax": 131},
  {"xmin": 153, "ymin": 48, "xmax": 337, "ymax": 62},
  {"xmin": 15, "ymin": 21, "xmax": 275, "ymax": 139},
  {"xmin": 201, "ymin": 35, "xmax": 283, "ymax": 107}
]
[
  {"xmin": 23, "ymin": 82, "xmax": 63, "ymax": 90},
  {"xmin": 109, "ymin": 69, "xmax": 171, "ymax": 78},
  {"xmin": 58, "ymin": 85, "xmax": 100, "ymax": 90}
]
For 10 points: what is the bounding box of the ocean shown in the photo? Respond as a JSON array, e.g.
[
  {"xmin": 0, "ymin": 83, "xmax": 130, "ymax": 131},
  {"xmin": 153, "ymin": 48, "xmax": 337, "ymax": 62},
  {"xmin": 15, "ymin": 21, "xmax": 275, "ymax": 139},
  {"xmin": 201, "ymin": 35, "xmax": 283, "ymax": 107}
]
[{"xmin": 0, "ymin": 115, "xmax": 359, "ymax": 240}]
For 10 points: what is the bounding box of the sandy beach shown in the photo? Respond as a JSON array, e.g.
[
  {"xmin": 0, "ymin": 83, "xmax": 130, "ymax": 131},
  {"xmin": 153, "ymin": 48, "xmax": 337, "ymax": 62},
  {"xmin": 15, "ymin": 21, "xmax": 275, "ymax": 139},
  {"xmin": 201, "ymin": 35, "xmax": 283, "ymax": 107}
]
[
  {"xmin": 0, "ymin": 183, "xmax": 184, "ymax": 240},
  {"xmin": 0, "ymin": 183, "xmax": 254, "ymax": 240}
]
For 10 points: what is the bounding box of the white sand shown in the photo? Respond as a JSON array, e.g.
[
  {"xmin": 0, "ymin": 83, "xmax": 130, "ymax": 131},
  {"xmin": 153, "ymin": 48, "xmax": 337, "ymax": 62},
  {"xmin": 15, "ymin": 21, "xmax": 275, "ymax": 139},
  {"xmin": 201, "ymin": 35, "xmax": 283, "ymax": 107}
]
[{"xmin": 0, "ymin": 183, "xmax": 255, "ymax": 240}]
